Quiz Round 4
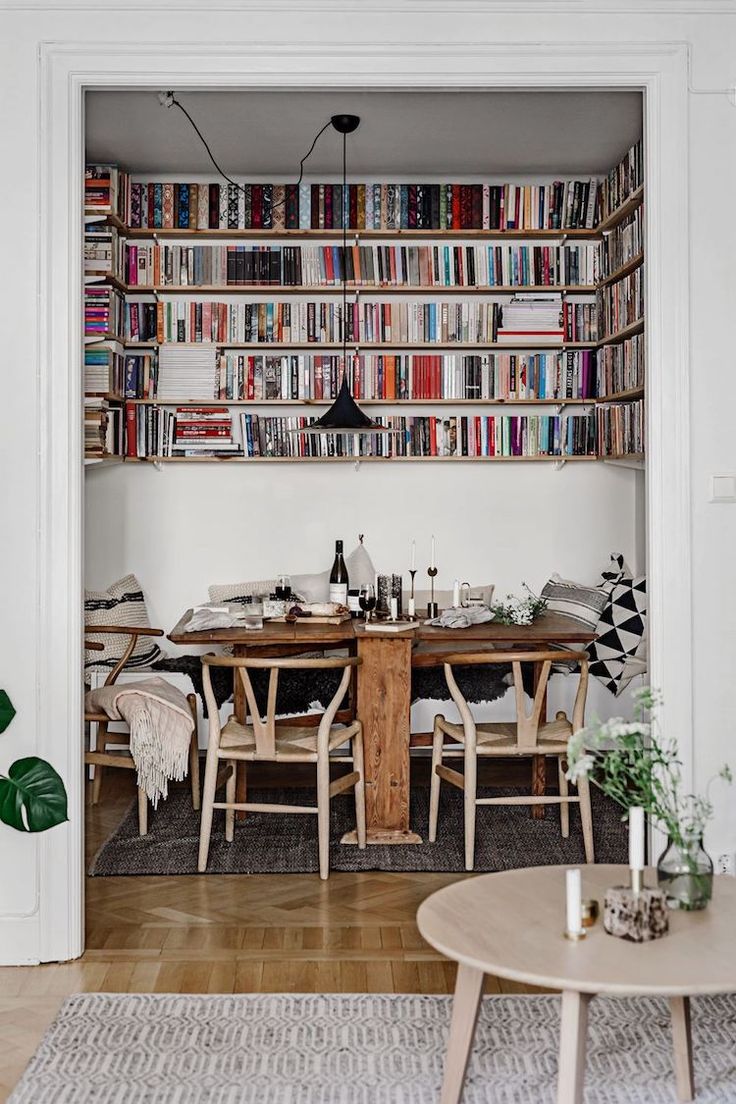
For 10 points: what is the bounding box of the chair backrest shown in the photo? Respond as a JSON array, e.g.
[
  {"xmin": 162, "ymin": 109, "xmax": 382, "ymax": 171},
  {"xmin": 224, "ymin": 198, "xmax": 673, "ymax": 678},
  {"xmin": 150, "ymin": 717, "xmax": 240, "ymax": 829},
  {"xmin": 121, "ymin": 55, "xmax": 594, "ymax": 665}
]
[
  {"xmin": 442, "ymin": 650, "xmax": 589, "ymax": 751},
  {"xmin": 202, "ymin": 654, "xmax": 360, "ymax": 757}
]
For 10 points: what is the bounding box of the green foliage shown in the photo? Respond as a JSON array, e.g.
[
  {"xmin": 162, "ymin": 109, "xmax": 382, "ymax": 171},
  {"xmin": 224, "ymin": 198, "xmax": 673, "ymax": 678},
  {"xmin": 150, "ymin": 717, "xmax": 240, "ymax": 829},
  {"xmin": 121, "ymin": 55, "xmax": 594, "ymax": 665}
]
[
  {"xmin": 0, "ymin": 690, "xmax": 16, "ymax": 733},
  {"xmin": 567, "ymin": 688, "xmax": 731, "ymax": 849},
  {"xmin": 0, "ymin": 688, "xmax": 69, "ymax": 833}
]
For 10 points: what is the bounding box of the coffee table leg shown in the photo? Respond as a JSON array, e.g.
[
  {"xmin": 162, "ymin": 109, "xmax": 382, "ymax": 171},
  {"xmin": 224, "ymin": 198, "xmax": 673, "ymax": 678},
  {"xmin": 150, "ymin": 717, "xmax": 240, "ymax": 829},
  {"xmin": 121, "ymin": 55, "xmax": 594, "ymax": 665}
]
[
  {"xmin": 557, "ymin": 990, "xmax": 591, "ymax": 1104},
  {"xmin": 440, "ymin": 963, "xmax": 484, "ymax": 1104},
  {"xmin": 670, "ymin": 996, "xmax": 694, "ymax": 1102}
]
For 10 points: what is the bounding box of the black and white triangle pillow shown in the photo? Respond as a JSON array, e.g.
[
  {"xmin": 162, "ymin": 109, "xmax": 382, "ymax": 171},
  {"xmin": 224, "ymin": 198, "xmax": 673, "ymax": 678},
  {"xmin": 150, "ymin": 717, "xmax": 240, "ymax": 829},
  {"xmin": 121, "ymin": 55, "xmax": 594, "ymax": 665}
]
[{"xmin": 586, "ymin": 568, "xmax": 647, "ymax": 696}]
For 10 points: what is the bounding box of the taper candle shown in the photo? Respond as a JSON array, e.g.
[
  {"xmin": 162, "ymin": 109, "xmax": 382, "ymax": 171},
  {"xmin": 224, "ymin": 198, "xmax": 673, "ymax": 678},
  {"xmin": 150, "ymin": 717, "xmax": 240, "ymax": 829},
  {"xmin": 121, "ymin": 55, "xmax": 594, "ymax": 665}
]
[
  {"xmin": 566, "ymin": 868, "xmax": 582, "ymax": 935},
  {"xmin": 452, "ymin": 579, "xmax": 461, "ymax": 608},
  {"xmin": 390, "ymin": 597, "xmax": 398, "ymax": 620},
  {"xmin": 629, "ymin": 806, "xmax": 645, "ymax": 871},
  {"xmin": 411, "ymin": 540, "xmax": 416, "ymax": 570},
  {"xmin": 431, "ymin": 535, "xmax": 436, "ymax": 569}
]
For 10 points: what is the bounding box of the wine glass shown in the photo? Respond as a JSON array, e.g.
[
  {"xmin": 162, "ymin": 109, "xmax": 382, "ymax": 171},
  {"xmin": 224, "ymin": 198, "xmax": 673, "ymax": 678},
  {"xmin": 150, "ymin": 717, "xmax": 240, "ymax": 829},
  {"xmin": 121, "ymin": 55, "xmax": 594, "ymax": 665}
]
[{"xmin": 359, "ymin": 584, "xmax": 376, "ymax": 623}]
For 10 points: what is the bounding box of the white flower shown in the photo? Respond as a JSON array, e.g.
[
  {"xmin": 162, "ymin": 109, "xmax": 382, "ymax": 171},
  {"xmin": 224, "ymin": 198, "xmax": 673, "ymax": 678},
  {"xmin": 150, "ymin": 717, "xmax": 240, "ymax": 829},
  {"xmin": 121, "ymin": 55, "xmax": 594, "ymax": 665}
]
[{"xmin": 566, "ymin": 753, "xmax": 595, "ymax": 783}]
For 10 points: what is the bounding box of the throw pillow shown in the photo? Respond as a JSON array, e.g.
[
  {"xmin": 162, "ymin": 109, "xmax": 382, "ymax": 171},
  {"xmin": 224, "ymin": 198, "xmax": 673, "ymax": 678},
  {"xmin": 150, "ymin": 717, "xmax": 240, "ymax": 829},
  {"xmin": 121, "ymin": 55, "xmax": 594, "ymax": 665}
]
[
  {"xmin": 208, "ymin": 578, "xmax": 280, "ymax": 605},
  {"xmin": 85, "ymin": 574, "xmax": 163, "ymax": 673},
  {"xmin": 586, "ymin": 572, "xmax": 647, "ymax": 696},
  {"xmin": 541, "ymin": 574, "xmax": 610, "ymax": 629}
]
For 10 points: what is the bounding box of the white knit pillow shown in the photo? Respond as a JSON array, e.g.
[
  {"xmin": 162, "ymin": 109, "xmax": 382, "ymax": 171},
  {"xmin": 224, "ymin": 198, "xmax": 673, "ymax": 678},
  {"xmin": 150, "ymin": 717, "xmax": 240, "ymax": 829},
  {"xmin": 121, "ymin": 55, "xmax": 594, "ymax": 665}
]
[{"xmin": 85, "ymin": 574, "xmax": 163, "ymax": 673}]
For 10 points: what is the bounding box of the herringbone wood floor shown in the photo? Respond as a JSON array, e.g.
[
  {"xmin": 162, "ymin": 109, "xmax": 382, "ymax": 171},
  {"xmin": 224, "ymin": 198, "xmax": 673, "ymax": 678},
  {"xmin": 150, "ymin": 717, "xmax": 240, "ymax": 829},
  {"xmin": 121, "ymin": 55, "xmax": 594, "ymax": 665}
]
[{"xmin": 0, "ymin": 761, "xmax": 547, "ymax": 1101}]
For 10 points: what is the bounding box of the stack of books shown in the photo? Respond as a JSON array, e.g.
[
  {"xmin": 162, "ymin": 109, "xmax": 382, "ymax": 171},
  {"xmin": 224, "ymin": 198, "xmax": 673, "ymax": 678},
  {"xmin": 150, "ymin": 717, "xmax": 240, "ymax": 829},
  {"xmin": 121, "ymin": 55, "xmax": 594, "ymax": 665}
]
[
  {"xmin": 85, "ymin": 344, "xmax": 124, "ymax": 395},
  {"xmin": 85, "ymin": 286, "xmax": 123, "ymax": 339},
  {"xmin": 157, "ymin": 346, "xmax": 218, "ymax": 400},
  {"xmin": 84, "ymin": 398, "xmax": 122, "ymax": 458},
  {"xmin": 497, "ymin": 294, "xmax": 563, "ymax": 344},
  {"xmin": 173, "ymin": 407, "xmax": 238, "ymax": 455}
]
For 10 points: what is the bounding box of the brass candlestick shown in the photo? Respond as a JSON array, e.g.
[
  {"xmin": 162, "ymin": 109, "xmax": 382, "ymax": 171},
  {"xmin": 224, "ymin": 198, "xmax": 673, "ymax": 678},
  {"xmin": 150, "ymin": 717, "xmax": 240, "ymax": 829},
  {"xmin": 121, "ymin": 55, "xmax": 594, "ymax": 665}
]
[
  {"xmin": 427, "ymin": 566, "xmax": 438, "ymax": 618},
  {"xmin": 408, "ymin": 569, "xmax": 417, "ymax": 618}
]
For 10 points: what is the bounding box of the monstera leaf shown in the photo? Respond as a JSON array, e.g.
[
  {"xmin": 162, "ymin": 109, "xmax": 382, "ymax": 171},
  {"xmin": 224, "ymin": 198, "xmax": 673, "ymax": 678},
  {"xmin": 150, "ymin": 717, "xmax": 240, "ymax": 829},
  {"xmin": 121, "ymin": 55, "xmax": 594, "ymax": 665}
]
[
  {"xmin": 0, "ymin": 757, "xmax": 69, "ymax": 832},
  {"xmin": 0, "ymin": 689, "xmax": 69, "ymax": 832}
]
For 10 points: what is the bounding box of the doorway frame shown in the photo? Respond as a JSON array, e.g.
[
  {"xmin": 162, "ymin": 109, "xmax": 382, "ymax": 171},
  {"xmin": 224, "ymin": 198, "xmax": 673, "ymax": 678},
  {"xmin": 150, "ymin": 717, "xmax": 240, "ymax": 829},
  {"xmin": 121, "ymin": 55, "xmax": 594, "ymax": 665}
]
[{"xmin": 36, "ymin": 39, "xmax": 690, "ymax": 962}]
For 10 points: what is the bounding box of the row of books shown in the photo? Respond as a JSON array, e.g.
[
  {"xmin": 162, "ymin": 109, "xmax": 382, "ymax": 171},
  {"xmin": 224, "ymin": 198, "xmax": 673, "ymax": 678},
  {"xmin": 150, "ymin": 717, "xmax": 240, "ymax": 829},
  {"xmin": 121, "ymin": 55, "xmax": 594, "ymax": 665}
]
[
  {"xmin": 599, "ymin": 206, "xmax": 643, "ymax": 280},
  {"xmin": 125, "ymin": 405, "xmax": 238, "ymax": 458},
  {"xmin": 561, "ymin": 301, "xmax": 598, "ymax": 343},
  {"xmin": 596, "ymin": 335, "xmax": 645, "ymax": 398},
  {"xmin": 122, "ymin": 241, "xmax": 600, "ymax": 290},
  {"xmin": 598, "ymin": 140, "xmax": 643, "ymax": 223},
  {"xmin": 211, "ymin": 349, "xmax": 597, "ymax": 403},
  {"xmin": 123, "ymin": 300, "xmax": 509, "ymax": 346},
  {"xmin": 84, "ymin": 398, "xmax": 123, "ymax": 458},
  {"xmin": 84, "ymin": 286, "xmax": 123, "ymax": 337},
  {"xmin": 85, "ymin": 225, "xmax": 123, "ymax": 276},
  {"xmin": 596, "ymin": 266, "xmax": 644, "ymax": 340},
  {"xmin": 109, "ymin": 176, "xmax": 602, "ymax": 232},
  {"xmin": 596, "ymin": 400, "xmax": 644, "ymax": 457},
  {"xmin": 85, "ymin": 165, "xmax": 130, "ymax": 218},
  {"xmin": 123, "ymin": 408, "xmax": 596, "ymax": 459},
  {"xmin": 85, "ymin": 344, "xmax": 125, "ymax": 395}
]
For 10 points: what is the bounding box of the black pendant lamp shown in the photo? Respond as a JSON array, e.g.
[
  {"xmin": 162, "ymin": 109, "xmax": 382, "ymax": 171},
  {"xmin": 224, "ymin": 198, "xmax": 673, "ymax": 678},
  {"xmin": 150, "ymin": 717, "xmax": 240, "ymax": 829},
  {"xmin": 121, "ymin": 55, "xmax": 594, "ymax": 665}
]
[{"xmin": 300, "ymin": 114, "xmax": 386, "ymax": 434}]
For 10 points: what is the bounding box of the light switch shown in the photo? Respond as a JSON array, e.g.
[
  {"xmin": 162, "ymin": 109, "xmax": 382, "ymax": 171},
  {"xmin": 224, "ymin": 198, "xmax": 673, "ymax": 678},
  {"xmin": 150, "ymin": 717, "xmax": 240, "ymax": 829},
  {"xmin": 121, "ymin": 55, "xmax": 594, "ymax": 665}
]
[{"xmin": 711, "ymin": 474, "xmax": 736, "ymax": 502}]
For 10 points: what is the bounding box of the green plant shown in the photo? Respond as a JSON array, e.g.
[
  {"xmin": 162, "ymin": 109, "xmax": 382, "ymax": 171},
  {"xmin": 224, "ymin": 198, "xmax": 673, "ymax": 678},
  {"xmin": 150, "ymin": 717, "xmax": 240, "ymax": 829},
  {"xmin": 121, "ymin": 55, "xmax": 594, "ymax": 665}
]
[
  {"xmin": 566, "ymin": 687, "xmax": 731, "ymax": 849},
  {"xmin": 0, "ymin": 689, "xmax": 69, "ymax": 833}
]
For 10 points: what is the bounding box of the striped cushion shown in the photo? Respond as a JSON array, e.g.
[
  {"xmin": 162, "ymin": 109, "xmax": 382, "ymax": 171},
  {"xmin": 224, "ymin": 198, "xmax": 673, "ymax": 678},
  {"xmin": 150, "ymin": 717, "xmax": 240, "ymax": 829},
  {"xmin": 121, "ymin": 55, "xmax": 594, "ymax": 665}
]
[
  {"xmin": 541, "ymin": 574, "xmax": 610, "ymax": 628},
  {"xmin": 85, "ymin": 574, "xmax": 163, "ymax": 672},
  {"xmin": 208, "ymin": 579, "xmax": 280, "ymax": 605}
]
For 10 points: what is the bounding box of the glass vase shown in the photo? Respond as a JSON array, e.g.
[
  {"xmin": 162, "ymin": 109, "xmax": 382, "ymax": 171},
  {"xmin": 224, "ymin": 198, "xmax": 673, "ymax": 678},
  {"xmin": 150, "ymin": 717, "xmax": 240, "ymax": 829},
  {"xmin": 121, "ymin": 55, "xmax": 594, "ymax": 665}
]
[{"xmin": 656, "ymin": 834, "xmax": 714, "ymax": 910}]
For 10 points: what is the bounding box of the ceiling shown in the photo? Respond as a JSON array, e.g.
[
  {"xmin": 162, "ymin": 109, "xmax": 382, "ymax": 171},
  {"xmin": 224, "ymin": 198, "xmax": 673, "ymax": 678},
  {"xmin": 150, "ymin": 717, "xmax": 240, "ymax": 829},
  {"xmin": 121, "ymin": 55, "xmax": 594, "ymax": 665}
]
[{"xmin": 85, "ymin": 90, "xmax": 642, "ymax": 177}]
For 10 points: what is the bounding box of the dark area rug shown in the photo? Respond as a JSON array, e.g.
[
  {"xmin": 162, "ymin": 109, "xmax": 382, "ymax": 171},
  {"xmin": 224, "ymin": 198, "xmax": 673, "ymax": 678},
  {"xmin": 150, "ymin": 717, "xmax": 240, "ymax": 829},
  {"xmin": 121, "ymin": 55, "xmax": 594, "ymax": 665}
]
[{"xmin": 89, "ymin": 782, "xmax": 626, "ymax": 876}]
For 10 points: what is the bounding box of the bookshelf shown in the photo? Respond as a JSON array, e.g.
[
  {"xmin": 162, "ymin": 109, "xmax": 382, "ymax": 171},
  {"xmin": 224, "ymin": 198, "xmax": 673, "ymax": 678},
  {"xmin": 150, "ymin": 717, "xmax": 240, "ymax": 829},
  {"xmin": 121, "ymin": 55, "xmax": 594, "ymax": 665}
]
[{"xmin": 84, "ymin": 145, "xmax": 644, "ymax": 465}]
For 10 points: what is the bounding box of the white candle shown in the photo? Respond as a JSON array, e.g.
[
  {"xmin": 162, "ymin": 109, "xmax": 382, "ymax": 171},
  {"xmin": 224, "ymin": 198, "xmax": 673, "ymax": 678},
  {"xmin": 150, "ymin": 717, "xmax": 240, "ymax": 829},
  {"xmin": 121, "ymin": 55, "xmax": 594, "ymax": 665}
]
[
  {"xmin": 453, "ymin": 579, "xmax": 461, "ymax": 608},
  {"xmin": 431, "ymin": 535, "xmax": 436, "ymax": 569},
  {"xmin": 411, "ymin": 540, "xmax": 416, "ymax": 570},
  {"xmin": 390, "ymin": 597, "xmax": 398, "ymax": 620},
  {"xmin": 566, "ymin": 868, "xmax": 582, "ymax": 934},
  {"xmin": 629, "ymin": 806, "xmax": 645, "ymax": 870},
  {"xmin": 408, "ymin": 596, "xmax": 416, "ymax": 618}
]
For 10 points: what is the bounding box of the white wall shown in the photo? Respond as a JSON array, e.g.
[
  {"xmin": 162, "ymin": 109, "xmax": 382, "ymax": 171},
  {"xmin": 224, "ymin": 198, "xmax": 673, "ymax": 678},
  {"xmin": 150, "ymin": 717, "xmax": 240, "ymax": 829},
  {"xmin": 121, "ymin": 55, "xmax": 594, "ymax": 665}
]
[
  {"xmin": 3, "ymin": 1, "xmax": 736, "ymax": 965},
  {"xmin": 85, "ymin": 460, "xmax": 639, "ymax": 633}
]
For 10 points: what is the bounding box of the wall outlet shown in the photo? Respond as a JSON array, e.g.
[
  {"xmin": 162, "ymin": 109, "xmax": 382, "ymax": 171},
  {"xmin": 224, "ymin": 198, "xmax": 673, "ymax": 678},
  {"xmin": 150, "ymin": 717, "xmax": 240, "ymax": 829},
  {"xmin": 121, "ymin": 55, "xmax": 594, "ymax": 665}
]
[{"xmin": 716, "ymin": 852, "xmax": 736, "ymax": 876}]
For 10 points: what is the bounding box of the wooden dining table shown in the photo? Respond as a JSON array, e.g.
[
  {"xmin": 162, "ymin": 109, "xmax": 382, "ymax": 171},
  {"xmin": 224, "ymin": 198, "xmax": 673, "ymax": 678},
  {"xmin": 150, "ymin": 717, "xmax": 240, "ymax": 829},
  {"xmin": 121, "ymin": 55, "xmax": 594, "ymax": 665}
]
[{"xmin": 169, "ymin": 612, "xmax": 596, "ymax": 844}]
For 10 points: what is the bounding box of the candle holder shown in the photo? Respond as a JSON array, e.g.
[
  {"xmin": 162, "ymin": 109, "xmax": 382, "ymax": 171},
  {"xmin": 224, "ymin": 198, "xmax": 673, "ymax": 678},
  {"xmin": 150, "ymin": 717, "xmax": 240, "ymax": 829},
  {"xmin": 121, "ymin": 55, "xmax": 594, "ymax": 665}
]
[
  {"xmin": 603, "ymin": 869, "xmax": 669, "ymax": 942},
  {"xmin": 408, "ymin": 569, "xmax": 417, "ymax": 619},
  {"xmin": 427, "ymin": 566, "xmax": 438, "ymax": 618}
]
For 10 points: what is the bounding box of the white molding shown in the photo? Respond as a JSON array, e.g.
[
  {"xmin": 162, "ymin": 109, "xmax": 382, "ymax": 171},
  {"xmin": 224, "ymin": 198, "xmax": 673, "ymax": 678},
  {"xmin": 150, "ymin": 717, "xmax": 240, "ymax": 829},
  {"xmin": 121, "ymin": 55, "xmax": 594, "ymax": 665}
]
[{"xmin": 31, "ymin": 38, "xmax": 690, "ymax": 963}]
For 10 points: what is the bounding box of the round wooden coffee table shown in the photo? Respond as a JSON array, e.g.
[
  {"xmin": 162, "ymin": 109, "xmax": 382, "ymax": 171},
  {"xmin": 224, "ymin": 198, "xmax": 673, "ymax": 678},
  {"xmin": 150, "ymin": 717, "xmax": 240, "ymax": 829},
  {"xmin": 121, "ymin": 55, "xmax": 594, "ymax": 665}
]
[{"xmin": 417, "ymin": 864, "xmax": 736, "ymax": 1104}]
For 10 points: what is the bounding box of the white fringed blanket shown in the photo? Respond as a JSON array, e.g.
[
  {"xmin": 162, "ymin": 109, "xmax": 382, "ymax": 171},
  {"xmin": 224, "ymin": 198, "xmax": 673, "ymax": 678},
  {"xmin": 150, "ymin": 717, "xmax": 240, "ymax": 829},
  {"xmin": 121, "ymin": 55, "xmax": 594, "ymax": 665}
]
[{"xmin": 86, "ymin": 677, "xmax": 194, "ymax": 806}]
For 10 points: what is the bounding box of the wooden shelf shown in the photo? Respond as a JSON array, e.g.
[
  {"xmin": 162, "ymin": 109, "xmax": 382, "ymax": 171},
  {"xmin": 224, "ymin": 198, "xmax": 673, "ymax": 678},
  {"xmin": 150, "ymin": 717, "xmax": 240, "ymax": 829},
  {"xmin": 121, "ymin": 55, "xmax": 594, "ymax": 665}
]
[
  {"xmin": 596, "ymin": 387, "xmax": 644, "ymax": 403},
  {"xmin": 121, "ymin": 283, "xmax": 595, "ymax": 297},
  {"xmin": 84, "ymin": 333, "xmax": 125, "ymax": 345},
  {"xmin": 122, "ymin": 340, "xmax": 598, "ymax": 351},
  {"xmin": 598, "ymin": 253, "xmax": 644, "ymax": 288},
  {"xmin": 121, "ymin": 225, "xmax": 601, "ymax": 241},
  {"xmin": 125, "ymin": 453, "xmax": 599, "ymax": 464},
  {"xmin": 84, "ymin": 209, "xmax": 127, "ymax": 231},
  {"xmin": 596, "ymin": 186, "xmax": 644, "ymax": 234},
  {"xmin": 120, "ymin": 396, "xmax": 593, "ymax": 407},
  {"xmin": 597, "ymin": 318, "xmax": 645, "ymax": 346},
  {"xmin": 84, "ymin": 455, "xmax": 125, "ymax": 467}
]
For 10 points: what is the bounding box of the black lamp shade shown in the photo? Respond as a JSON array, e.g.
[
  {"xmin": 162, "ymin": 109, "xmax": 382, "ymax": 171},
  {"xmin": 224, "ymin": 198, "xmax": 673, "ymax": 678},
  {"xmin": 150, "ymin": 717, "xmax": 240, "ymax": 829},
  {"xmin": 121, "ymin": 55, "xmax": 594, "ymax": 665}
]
[{"xmin": 300, "ymin": 376, "xmax": 386, "ymax": 434}]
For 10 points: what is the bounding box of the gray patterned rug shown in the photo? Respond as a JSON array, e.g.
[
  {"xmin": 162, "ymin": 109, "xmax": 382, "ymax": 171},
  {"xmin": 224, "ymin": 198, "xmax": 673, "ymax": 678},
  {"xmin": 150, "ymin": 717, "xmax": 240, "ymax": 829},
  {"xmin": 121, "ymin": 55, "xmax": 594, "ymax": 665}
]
[
  {"xmin": 89, "ymin": 784, "xmax": 626, "ymax": 876},
  {"xmin": 10, "ymin": 992, "xmax": 736, "ymax": 1102}
]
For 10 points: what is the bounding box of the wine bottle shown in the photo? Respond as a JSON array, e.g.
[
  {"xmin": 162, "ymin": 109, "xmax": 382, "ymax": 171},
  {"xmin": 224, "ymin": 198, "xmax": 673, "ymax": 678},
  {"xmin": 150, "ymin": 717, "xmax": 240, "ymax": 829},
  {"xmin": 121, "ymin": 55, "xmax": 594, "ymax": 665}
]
[{"xmin": 329, "ymin": 539, "xmax": 349, "ymax": 605}]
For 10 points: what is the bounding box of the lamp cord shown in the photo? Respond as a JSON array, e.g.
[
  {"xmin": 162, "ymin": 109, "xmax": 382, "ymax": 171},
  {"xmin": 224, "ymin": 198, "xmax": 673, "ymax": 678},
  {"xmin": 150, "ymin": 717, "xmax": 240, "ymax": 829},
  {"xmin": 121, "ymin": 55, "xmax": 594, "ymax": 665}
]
[
  {"xmin": 168, "ymin": 93, "xmax": 332, "ymax": 215},
  {"xmin": 342, "ymin": 128, "xmax": 348, "ymax": 381}
]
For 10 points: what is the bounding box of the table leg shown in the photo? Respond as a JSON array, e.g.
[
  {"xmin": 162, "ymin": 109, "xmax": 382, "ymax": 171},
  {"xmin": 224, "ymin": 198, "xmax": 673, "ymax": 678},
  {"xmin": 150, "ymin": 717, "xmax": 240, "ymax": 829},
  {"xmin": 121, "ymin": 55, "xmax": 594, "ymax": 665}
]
[
  {"xmin": 440, "ymin": 963, "xmax": 484, "ymax": 1104},
  {"xmin": 342, "ymin": 634, "xmax": 421, "ymax": 844},
  {"xmin": 670, "ymin": 996, "xmax": 694, "ymax": 1102},
  {"xmin": 532, "ymin": 660, "xmax": 549, "ymax": 819},
  {"xmin": 557, "ymin": 990, "xmax": 591, "ymax": 1104}
]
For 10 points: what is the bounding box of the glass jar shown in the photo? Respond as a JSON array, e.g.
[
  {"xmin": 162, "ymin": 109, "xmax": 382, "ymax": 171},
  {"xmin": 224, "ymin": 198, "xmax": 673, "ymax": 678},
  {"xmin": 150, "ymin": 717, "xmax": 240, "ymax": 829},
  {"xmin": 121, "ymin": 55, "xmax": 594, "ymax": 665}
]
[{"xmin": 657, "ymin": 833, "xmax": 713, "ymax": 910}]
